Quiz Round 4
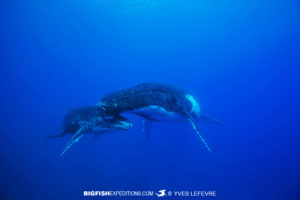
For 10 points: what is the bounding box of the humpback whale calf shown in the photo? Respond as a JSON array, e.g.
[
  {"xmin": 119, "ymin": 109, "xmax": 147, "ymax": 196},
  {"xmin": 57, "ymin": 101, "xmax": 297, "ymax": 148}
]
[
  {"xmin": 44, "ymin": 106, "xmax": 132, "ymax": 155},
  {"xmin": 97, "ymin": 83, "xmax": 219, "ymax": 152}
]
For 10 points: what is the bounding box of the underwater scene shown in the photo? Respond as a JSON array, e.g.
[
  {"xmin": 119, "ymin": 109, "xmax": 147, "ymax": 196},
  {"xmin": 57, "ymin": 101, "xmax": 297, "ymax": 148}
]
[{"xmin": 1, "ymin": 0, "xmax": 300, "ymax": 199}]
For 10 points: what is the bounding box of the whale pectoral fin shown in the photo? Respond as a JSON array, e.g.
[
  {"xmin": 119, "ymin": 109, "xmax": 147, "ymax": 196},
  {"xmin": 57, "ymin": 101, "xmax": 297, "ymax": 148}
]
[
  {"xmin": 43, "ymin": 131, "xmax": 66, "ymax": 140},
  {"xmin": 200, "ymin": 115, "xmax": 224, "ymax": 126},
  {"xmin": 188, "ymin": 118, "xmax": 211, "ymax": 152},
  {"xmin": 142, "ymin": 119, "xmax": 153, "ymax": 140},
  {"xmin": 60, "ymin": 128, "xmax": 85, "ymax": 156}
]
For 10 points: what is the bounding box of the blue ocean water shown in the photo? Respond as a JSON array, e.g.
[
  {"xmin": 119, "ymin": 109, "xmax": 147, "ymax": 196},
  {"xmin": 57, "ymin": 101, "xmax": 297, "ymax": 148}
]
[{"xmin": 1, "ymin": 0, "xmax": 300, "ymax": 199}]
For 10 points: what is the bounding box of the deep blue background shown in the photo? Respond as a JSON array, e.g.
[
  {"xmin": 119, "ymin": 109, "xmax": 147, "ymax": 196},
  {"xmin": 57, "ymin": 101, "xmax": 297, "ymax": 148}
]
[{"xmin": 1, "ymin": 0, "xmax": 300, "ymax": 199}]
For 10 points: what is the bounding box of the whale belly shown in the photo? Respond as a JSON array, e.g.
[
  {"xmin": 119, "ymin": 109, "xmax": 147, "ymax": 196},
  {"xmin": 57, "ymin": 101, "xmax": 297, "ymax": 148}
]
[{"xmin": 132, "ymin": 105, "xmax": 184, "ymax": 122}]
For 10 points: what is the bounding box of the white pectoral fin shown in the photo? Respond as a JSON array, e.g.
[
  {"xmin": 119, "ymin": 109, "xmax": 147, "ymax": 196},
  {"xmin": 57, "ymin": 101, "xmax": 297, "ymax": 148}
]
[
  {"xmin": 60, "ymin": 128, "xmax": 85, "ymax": 156},
  {"xmin": 188, "ymin": 118, "xmax": 211, "ymax": 152}
]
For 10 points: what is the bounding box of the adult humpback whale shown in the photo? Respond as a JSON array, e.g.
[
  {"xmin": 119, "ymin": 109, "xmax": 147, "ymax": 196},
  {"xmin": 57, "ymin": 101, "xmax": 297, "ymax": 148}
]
[
  {"xmin": 97, "ymin": 83, "xmax": 218, "ymax": 152},
  {"xmin": 45, "ymin": 106, "xmax": 132, "ymax": 155}
]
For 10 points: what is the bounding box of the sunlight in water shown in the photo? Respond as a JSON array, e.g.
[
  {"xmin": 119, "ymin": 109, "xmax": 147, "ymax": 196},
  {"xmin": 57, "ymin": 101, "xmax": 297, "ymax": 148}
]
[{"xmin": 94, "ymin": 0, "xmax": 183, "ymax": 13}]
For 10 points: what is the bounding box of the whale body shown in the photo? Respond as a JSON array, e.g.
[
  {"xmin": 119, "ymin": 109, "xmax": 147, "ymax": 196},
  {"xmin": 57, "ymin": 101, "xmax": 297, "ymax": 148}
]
[
  {"xmin": 97, "ymin": 83, "xmax": 215, "ymax": 151},
  {"xmin": 44, "ymin": 106, "xmax": 132, "ymax": 155}
]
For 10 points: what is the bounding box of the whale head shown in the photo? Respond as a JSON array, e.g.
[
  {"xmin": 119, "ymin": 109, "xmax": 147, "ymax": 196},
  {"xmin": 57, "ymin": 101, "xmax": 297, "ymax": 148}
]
[{"xmin": 185, "ymin": 94, "xmax": 201, "ymax": 119}]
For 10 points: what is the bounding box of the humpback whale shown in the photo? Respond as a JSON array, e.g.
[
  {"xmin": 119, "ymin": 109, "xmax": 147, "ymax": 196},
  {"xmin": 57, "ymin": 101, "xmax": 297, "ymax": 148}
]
[
  {"xmin": 44, "ymin": 106, "xmax": 132, "ymax": 155},
  {"xmin": 97, "ymin": 83, "xmax": 218, "ymax": 152}
]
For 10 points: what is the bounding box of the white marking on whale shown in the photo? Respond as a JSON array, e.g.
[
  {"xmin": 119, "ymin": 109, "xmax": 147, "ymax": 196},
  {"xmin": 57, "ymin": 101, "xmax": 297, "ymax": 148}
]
[{"xmin": 185, "ymin": 94, "xmax": 200, "ymax": 117}]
